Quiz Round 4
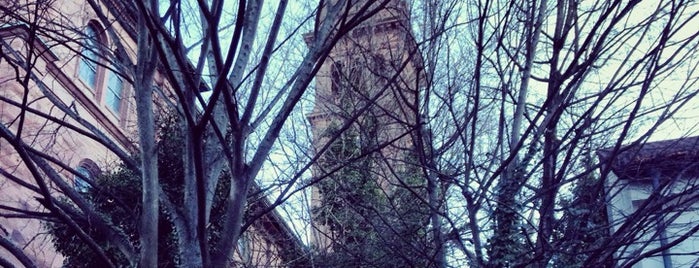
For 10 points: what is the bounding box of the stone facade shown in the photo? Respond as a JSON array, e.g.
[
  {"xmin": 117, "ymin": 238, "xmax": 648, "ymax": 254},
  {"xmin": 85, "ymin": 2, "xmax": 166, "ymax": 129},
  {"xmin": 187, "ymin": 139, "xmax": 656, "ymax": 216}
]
[
  {"xmin": 0, "ymin": 0, "xmax": 302, "ymax": 267},
  {"xmin": 1, "ymin": 1, "xmax": 138, "ymax": 265}
]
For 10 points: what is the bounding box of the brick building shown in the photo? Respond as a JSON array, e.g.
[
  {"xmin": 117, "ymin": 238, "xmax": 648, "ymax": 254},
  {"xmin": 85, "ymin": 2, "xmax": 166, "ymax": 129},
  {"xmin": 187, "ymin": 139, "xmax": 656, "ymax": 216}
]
[{"xmin": 0, "ymin": 0, "xmax": 303, "ymax": 267}]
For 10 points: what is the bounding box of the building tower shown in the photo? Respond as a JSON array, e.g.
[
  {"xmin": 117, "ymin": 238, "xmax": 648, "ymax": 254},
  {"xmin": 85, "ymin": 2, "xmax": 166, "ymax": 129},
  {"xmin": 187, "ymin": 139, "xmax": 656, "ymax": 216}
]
[{"xmin": 306, "ymin": 0, "xmax": 429, "ymax": 265}]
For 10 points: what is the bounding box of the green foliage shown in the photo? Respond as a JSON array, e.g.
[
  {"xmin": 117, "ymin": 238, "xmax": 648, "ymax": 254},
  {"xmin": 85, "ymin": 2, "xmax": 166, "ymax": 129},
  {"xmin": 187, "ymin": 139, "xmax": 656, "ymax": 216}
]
[
  {"xmin": 48, "ymin": 115, "xmax": 229, "ymax": 267},
  {"xmin": 48, "ymin": 166, "xmax": 138, "ymax": 266},
  {"xmin": 551, "ymin": 157, "xmax": 611, "ymax": 267},
  {"xmin": 487, "ymin": 167, "xmax": 530, "ymax": 267},
  {"xmin": 313, "ymin": 124, "xmax": 432, "ymax": 267}
]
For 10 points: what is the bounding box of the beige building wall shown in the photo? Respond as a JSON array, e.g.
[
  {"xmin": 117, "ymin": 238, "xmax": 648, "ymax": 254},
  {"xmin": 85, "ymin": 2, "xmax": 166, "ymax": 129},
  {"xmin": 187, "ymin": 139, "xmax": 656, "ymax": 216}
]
[
  {"xmin": 1, "ymin": 1, "xmax": 304, "ymax": 267},
  {"xmin": 1, "ymin": 1, "xmax": 141, "ymax": 266},
  {"xmin": 0, "ymin": 1, "xmax": 144, "ymax": 267}
]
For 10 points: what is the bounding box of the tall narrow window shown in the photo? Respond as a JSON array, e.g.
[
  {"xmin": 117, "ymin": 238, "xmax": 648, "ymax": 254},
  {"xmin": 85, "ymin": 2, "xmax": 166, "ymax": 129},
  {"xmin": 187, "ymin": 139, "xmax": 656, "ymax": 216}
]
[
  {"xmin": 347, "ymin": 58, "xmax": 363, "ymax": 90},
  {"xmin": 78, "ymin": 24, "xmax": 100, "ymax": 89},
  {"xmin": 237, "ymin": 233, "xmax": 251, "ymax": 264},
  {"xmin": 372, "ymin": 54, "xmax": 387, "ymax": 78},
  {"xmin": 105, "ymin": 71, "xmax": 123, "ymax": 114},
  {"xmin": 74, "ymin": 166, "xmax": 93, "ymax": 192},
  {"xmin": 331, "ymin": 61, "xmax": 343, "ymax": 95}
]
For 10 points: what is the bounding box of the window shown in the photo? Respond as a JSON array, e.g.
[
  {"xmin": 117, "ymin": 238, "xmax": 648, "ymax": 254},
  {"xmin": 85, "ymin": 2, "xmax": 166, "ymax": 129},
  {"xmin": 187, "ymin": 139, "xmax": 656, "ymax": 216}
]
[
  {"xmin": 76, "ymin": 22, "xmax": 128, "ymax": 119},
  {"xmin": 74, "ymin": 166, "xmax": 92, "ymax": 192},
  {"xmin": 331, "ymin": 61, "xmax": 343, "ymax": 95},
  {"xmin": 330, "ymin": 59, "xmax": 363, "ymax": 99},
  {"xmin": 237, "ymin": 233, "xmax": 251, "ymax": 264},
  {"xmin": 78, "ymin": 24, "xmax": 100, "ymax": 89},
  {"xmin": 347, "ymin": 59, "xmax": 363, "ymax": 89},
  {"xmin": 105, "ymin": 71, "xmax": 124, "ymax": 114},
  {"xmin": 372, "ymin": 54, "xmax": 387, "ymax": 77},
  {"xmin": 74, "ymin": 159, "xmax": 99, "ymax": 192}
]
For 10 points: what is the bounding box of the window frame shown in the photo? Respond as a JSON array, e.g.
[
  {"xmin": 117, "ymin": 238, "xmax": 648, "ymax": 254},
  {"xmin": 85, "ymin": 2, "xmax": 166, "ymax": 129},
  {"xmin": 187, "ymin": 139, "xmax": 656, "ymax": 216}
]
[
  {"xmin": 77, "ymin": 22, "xmax": 106, "ymax": 93},
  {"xmin": 105, "ymin": 70, "xmax": 124, "ymax": 115},
  {"xmin": 76, "ymin": 21, "xmax": 129, "ymax": 121},
  {"xmin": 74, "ymin": 159, "xmax": 99, "ymax": 193},
  {"xmin": 74, "ymin": 166, "xmax": 93, "ymax": 193}
]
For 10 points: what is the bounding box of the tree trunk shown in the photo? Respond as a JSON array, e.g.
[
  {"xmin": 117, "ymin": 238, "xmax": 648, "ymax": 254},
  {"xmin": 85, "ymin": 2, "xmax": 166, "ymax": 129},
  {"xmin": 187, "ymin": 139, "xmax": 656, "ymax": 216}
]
[{"xmin": 134, "ymin": 6, "xmax": 159, "ymax": 267}]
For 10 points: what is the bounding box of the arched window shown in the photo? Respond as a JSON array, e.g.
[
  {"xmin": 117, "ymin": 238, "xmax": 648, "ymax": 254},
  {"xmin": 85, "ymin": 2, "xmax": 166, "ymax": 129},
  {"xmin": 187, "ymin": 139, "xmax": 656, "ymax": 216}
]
[
  {"xmin": 331, "ymin": 61, "xmax": 343, "ymax": 95},
  {"xmin": 74, "ymin": 166, "xmax": 92, "ymax": 192},
  {"xmin": 76, "ymin": 22, "xmax": 127, "ymax": 119},
  {"xmin": 74, "ymin": 159, "xmax": 99, "ymax": 192},
  {"xmin": 78, "ymin": 24, "xmax": 102, "ymax": 89}
]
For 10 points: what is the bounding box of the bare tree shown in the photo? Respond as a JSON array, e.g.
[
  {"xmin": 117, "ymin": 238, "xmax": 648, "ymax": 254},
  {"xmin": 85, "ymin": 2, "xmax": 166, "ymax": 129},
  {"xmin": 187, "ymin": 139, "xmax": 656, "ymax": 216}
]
[
  {"xmin": 2, "ymin": 0, "xmax": 699, "ymax": 267},
  {"xmin": 407, "ymin": 0, "xmax": 699, "ymax": 267},
  {"xmin": 0, "ymin": 0, "xmax": 398, "ymax": 267}
]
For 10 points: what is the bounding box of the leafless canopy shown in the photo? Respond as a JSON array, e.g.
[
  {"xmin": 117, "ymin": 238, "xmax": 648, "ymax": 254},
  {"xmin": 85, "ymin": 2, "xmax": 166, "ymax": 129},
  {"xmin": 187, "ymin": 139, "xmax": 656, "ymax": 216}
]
[{"xmin": 1, "ymin": 0, "xmax": 699, "ymax": 267}]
